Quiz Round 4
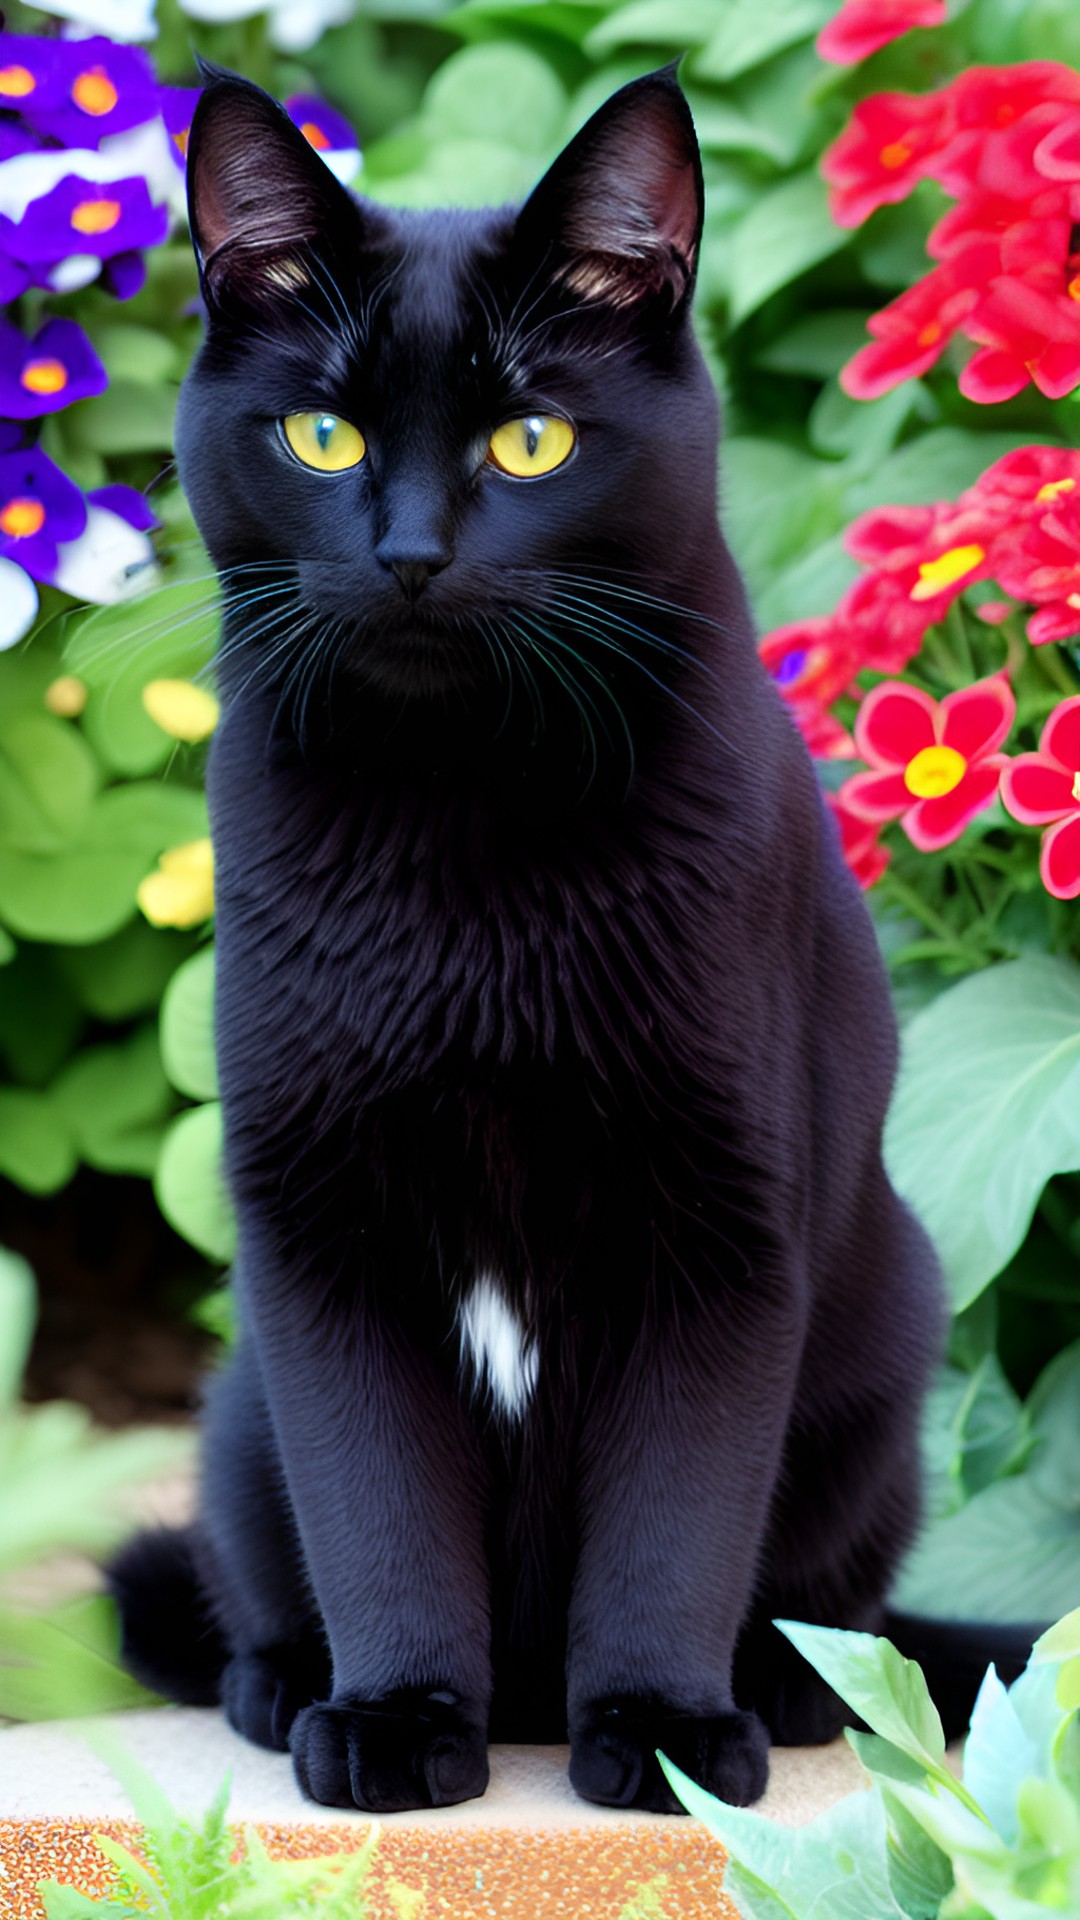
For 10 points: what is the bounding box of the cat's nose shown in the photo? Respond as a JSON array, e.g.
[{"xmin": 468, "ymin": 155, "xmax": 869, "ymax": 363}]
[{"xmin": 387, "ymin": 557, "xmax": 445, "ymax": 601}]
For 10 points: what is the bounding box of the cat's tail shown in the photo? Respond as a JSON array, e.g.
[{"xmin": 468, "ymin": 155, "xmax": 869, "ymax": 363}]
[
  {"xmin": 883, "ymin": 1609, "xmax": 1046, "ymax": 1739},
  {"xmin": 106, "ymin": 1524, "xmax": 228, "ymax": 1707}
]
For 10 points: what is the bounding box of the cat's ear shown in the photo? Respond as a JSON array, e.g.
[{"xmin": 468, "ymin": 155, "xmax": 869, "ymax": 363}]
[
  {"xmin": 186, "ymin": 64, "xmax": 356, "ymax": 311},
  {"xmin": 514, "ymin": 66, "xmax": 703, "ymax": 313}
]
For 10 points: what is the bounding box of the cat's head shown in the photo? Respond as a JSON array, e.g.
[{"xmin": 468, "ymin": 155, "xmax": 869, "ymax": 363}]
[{"xmin": 176, "ymin": 64, "xmax": 718, "ymax": 716}]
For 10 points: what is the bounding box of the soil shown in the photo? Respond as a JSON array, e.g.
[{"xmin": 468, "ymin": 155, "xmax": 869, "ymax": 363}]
[{"xmin": 1, "ymin": 1168, "xmax": 214, "ymax": 1428}]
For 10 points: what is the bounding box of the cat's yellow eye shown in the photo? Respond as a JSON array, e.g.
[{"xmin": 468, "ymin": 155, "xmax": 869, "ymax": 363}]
[
  {"xmin": 487, "ymin": 415, "xmax": 575, "ymax": 479},
  {"xmin": 282, "ymin": 412, "xmax": 366, "ymax": 473}
]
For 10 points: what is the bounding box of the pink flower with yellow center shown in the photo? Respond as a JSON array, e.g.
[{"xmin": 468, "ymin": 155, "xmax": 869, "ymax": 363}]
[
  {"xmin": 840, "ymin": 674, "xmax": 1015, "ymax": 852},
  {"xmin": 1001, "ymin": 696, "xmax": 1080, "ymax": 899}
]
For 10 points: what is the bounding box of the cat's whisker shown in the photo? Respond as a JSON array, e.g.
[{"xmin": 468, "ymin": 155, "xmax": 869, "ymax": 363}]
[
  {"xmin": 542, "ymin": 602, "xmax": 733, "ymax": 753},
  {"xmin": 512, "ymin": 617, "xmax": 602, "ymax": 795}
]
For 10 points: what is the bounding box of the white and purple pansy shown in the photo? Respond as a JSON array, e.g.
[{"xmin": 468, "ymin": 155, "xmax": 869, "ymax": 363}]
[
  {"xmin": 0, "ymin": 445, "xmax": 87, "ymax": 582},
  {"xmin": 0, "ymin": 315, "xmax": 108, "ymax": 418},
  {"xmin": 5, "ymin": 172, "xmax": 169, "ymax": 267},
  {"xmin": 0, "ymin": 555, "xmax": 39, "ymax": 652},
  {"xmin": 50, "ymin": 485, "xmax": 159, "ymax": 603},
  {"xmin": 20, "ymin": 37, "xmax": 159, "ymax": 150},
  {"xmin": 285, "ymin": 93, "xmax": 361, "ymax": 183}
]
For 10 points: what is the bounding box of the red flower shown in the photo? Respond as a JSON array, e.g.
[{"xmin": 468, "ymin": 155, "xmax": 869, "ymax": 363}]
[
  {"xmin": 1034, "ymin": 114, "xmax": 1080, "ymax": 182},
  {"xmin": 759, "ymin": 618, "xmax": 858, "ymax": 758},
  {"xmin": 969, "ymin": 445, "xmax": 1080, "ymax": 513},
  {"xmin": 827, "ymin": 791, "xmax": 890, "ymax": 889},
  {"xmin": 822, "ymin": 89, "xmax": 956, "ymax": 228},
  {"xmin": 1000, "ymin": 695, "xmax": 1080, "ymax": 897},
  {"xmin": 840, "ymin": 675, "xmax": 1015, "ymax": 851},
  {"xmin": 840, "ymin": 258, "xmax": 986, "ymax": 397},
  {"xmin": 816, "ymin": 0, "xmax": 946, "ymax": 67},
  {"xmin": 843, "ymin": 499, "xmax": 998, "ymax": 621},
  {"xmin": 960, "ymin": 263, "xmax": 1080, "ymax": 403},
  {"xmin": 993, "ymin": 494, "xmax": 1080, "ymax": 644},
  {"xmin": 835, "ymin": 571, "xmax": 932, "ymax": 674},
  {"xmin": 936, "ymin": 85, "xmax": 1080, "ymax": 199}
]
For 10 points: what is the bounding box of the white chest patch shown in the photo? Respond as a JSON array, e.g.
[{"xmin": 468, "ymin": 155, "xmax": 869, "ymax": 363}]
[{"xmin": 456, "ymin": 1272, "xmax": 539, "ymax": 1421}]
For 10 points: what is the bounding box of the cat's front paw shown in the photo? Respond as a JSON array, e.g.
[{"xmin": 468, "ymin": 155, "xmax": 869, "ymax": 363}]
[
  {"xmin": 290, "ymin": 1689, "xmax": 489, "ymax": 1811},
  {"xmin": 569, "ymin": 1697, "xmax": 769, "ymax": 1813}
]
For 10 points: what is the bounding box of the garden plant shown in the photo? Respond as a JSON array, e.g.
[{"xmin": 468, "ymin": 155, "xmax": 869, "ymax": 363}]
[{"xmin": 0, "ymin": 0, "xmax": 1079, "ymax": 1827}]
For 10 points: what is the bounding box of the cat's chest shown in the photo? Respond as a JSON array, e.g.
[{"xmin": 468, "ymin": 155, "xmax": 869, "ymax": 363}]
[{"xmin": 211, "ymin": 741, "xmax": 646, "ymax": 1082}]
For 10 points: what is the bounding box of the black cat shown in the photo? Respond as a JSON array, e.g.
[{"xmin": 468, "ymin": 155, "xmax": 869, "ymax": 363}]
[{"xmin": 109, "ymin": 63, "xmax": 944, "ymax": 1815}]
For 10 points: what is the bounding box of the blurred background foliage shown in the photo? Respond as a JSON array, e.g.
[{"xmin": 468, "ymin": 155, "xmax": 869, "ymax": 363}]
[{"xmin": 2, "ymin": 0, "xmax": 1080, "ymax": 1676}]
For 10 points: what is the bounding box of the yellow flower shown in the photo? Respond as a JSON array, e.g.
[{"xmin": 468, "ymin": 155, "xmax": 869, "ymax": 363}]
[
  {"xmin": 142, "ymin": 679, "xmax": 220, "ymax": 742},
  {"xmin": 44, "ymin": 675, "xmax": 88, "ymax": 718},
  {"xmin": 386, "ymin": 1884, "xmax": 425, "ymax": 1920},
  {"xmin": 137, "ymin": 838, "xmax": 214, "ymax": 928}
]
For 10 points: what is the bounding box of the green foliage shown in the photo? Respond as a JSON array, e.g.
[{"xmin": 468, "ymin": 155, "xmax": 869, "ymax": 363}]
[
  {"xmin": 661, "ymin": 1611, "xmax": 1080, "ymax": 1919},
  {"xmin": 0, "ymin": 1249, "xmax": 192, "ymax": 1720},
  {"xmin": 37, "ymin": 1736, "xmax": 377, "ymax": 1916}
]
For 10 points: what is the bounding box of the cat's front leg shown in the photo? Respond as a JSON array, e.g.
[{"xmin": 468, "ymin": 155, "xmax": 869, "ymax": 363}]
[
  {"xmin": 565, "ymin": 1288, "xmax": 801, "ymax": 1813},
  {"xmin": 241, "ymin": 1226, "xmax": 493, "ymax": 1812}
]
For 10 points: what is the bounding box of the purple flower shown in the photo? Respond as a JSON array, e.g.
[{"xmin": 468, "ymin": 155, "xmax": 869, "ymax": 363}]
[
  {"xmin": 0, "ymin": 123, "xmax": 43, "ymax": 162},
  {"xmin": 0, "ymin": 316, "xmax": 108, "ymax": 419},
  {"xmin": 0, "ymin": 446, "xmax": 87, "ymax": 582},
  {"xmin": 0, "ymin": 34, "xmax": 71, "ymax": 115},
  {"xmin": 0, "ymin": 218, "xmax": 31, "ymax": 302},
  {"xmin": 6, "ymin": 173, "xmax": 168, "ymax": 266},
  {"xmin": 90, "ymin": 483, "xmax": 157, "ymax": 532},
  {"xmin": 100, "ymin": 249, "xmax": 148, "ymax": 300},
  {"xmin": 29, "ymin": 38, "xmax": 160, "ymax": 150},
  {"xmin": 160, "ymin": 86, "xmax": 201, "ymax": 170},
  {"xmin": 284, "ymin": 93, "xmax": 361, "ymax": 183}
]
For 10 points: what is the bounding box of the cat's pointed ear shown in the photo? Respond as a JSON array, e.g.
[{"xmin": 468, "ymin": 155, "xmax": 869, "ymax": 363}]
[
  {"xmin": 186, "ymin": 64, "xmax": 355, "ymax": 311},
  {"xmin": 514, "ymin": 66, "xmax": 703, "ymax": 312}
]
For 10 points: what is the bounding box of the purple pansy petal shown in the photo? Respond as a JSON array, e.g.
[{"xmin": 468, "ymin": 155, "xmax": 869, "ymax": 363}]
[
  {"xmin": 0, "ymin": 245, "xmax": 31, "ymax": 303},
  {"xmin": 8, "ymin": 173, "xmax": 169, "ymax": 265},
  {"xmin": 0, "ymin": 316, "xmax": 108, "ymax": 419},
  {"xmin": 89, "ymin": 483, "xmax": 157, "ymax": 532},
  {"xmin": 0, "ymin": 34, "xmax": 72, "ymax": 114},
  {"xmin": 31, "ymin": 38, "xmax": 159, "ymax": 149},
  {"xmin": 0, "ymin": 446, "xmax": 87, "ymax": 581},
  {"xmin": 0, "ymin": 124, "xmax": 44, "ymax": 162},
  {"xmin": 160, "ymin": 85, "xmax": 201, "ymax": 168},
  {"xmin": 0, "ymin": 423, "xmax": 30, "ymax": 455},
  {"xmin": 285, "ymin": 94, "xmax": 358, "ymax": 155},
  {"xmin": 100, "ymin": 248, "xmax": 147, "ymax": 300}
]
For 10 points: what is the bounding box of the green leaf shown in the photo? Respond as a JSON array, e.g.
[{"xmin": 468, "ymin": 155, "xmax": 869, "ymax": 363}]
[
  {"xmin": 756, "ymin": 310, "xmax": 877, "ymax": 379},
  {"xmin": 0, "ymin": 1088, "xmax": 77, "ymax": 1194},
  {"xmin": 0, "ymin": 1596, "xmax": 163, "ymax": 1720},
  {"xmin": 1024, "ymin": 1341, "xmax": 1080, "ymax": 1508},
  {"xmin": 0, "ymin": 1246, "xmax": 36, "ymax": 1409},
  {"xmin": 660, "ymin": 1757, "xmax": 912, "ymax": 1918},
  {"xmin": 155, "ymin": 1101, "xmax": 236, "ymax": 1264},
  {"xmin": 774, "ymin": 1622, "xmax": 952, "ymax": 1783},
  {"xmin": 160, "ymin": 946, "xmax": 218, "ymax": 1100},
  {"xmin": 39, "ymin": 1887, "xmax": 134, "ymax": 1918},
  {"xmin": 719, "ymin": 438, "xmax": 845, "ymax": 603},
  {"xmin": 585, "ymin": 0, "xmax": 721, "ymax": 56},
  {"xmin": 807, "ymin": 382, "xmax": 924, "ymax": 470},
  {"xmin": 51, "ymin": 1025, "xmax": 174, "ymax": 1178},
  {"xmin": 693, "ymin": 0, "xmax": 832, "ymax": 79},
  {"xmin": 422, "ymin": 44, "xmax": 566, "ymax": 152},
  {"xmin": 65, "ymin": 379, "xmax": 177, "ymax": 457},
  {"xmin": 727, "ymin": 171, "xmax": 847, "ymax": 325},
  {"xmin": 884, "ymin": 956, "xmax": 1080, "ymax": 1309},
  {"xmin": 753, "ymin": 533, "xmax": 860, "ymax": 631},
  {"xmin": 58, "ymin": 920, "xmax": 194, "ymax": 1022},
  {"xmin": 0, "ymin": 709, "xmax": 101, "ymax": 854},
  {"xmin": 1033, "ymin": 1608, "xmax": 1080, "ymax": 1664},
  {"xmin": 64, "ymin": 577, "xmax": 219, "ymax": 779},
  {"xmin": 0, "ymin": 782, "xmax": 208, "ymax": 944},
  {"xmin": 91, "ymin": 323, "xmax": 182, "ymax": 386},
  {"xmin": 891, "ymin": 1476, "xmax": 1080, "ymax": 1625},
  {"xmin": 841, "ymin": 428, "xmax": 1040, "ymax": 518},
  {"xmin": 962, "ymin": 1665, "xmax": 1036, "ymax": 1846}
]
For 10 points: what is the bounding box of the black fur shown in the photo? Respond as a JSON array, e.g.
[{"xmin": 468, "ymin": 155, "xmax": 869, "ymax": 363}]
[{"xmin": 109, "ymin": 66, "xmax": 945, "ymax": 1812}]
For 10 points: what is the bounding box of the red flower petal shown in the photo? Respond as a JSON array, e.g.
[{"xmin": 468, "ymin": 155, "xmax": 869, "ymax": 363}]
[
  {"xmin": 1001, "ymin": 753, "xmax": 1077, "ymax": 824},
  {"xmin": 1042, "ymin": 813, "xmax": 1080, "ymax": 897},
  {"xmin": 837, "ymin": 768, "xmax": 911, "ymax": 822},
  {"xmin": 1027, "ymin": 603, "xmax": 1080, "ymax": 644},
  {"xmin": 903, "ymin": 759, "xmax": 1005, "ymax": 851},
  {"xmin": 1042, "ymin": 695, "xmax": 1080, "ymax": 773},
  {"xmin": 854, "ymin": 681, "xmax": 937, "ymax": 769},
  {"xmin": 959, "ymin": 346, "xmax": 1031, "ymax": 402},
  {"xmin": 817, "ymin": 0, "xmax": 946, "ymax": 66},
  {"xmin": 939, "ymin": 675, "xmax": 1015, "ymax": 760}
]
